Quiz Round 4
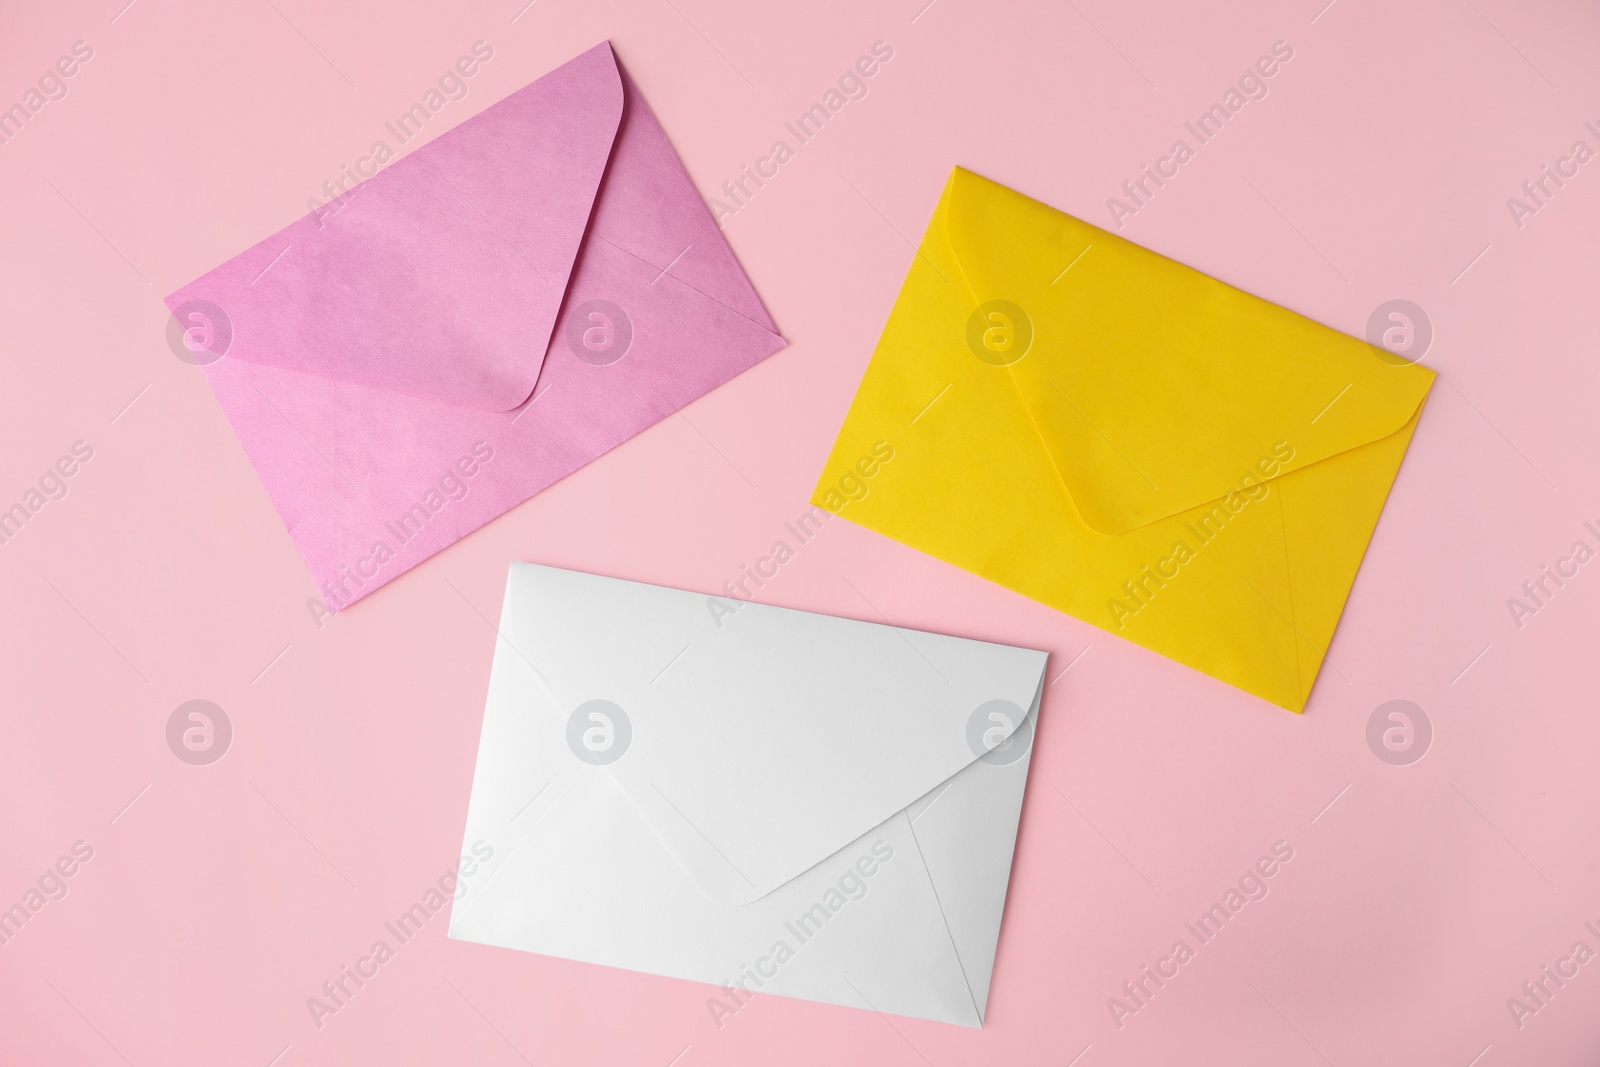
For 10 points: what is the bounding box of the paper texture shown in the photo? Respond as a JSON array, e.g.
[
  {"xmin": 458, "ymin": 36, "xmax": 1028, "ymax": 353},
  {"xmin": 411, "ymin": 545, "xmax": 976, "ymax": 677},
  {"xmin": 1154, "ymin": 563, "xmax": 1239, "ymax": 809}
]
[
  {"xmin": 812, "ymin": 168, "xmax": 1434, "ymax": 711},
  {"xmin": 164, "ymin": 43, "xmax": 784, "ymax": 610},
  {"xmin": 449, "ymin": 562, "xmax": 1050, "ymax": 1028}
]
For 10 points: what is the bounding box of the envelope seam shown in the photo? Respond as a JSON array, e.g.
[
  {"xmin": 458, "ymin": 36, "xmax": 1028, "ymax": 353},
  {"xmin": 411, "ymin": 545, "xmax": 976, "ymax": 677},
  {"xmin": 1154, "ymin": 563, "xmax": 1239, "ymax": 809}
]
[
  {"xmin": 1272, "ymin": 483, "xmax": 1307, "ymax": 704},
  {"xmin": 942, "ymin": 174, "xmax": 1117, "ymax": 533},
  {"xmin": 592, "ymin": 232, "xmax": 781, "ymax": 335},
  {"xmin": 1072, "ymin": 401, "xmax": 1434, "ymax": 536},
  {"xmin": 449, "ymin": 770, "xmax": 582, "ymax": 933},
  {"xmin": 945, "ymin": 172, "xmax": 1436, "ymax": 538},
  {"xmin": 905, "ymin": 814, "xmax": 984, "ymax": 1026}
]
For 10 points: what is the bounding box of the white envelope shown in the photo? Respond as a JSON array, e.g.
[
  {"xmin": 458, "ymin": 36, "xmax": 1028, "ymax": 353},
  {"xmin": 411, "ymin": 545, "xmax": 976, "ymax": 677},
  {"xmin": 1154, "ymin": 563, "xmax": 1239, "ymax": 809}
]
[{"xmin": 448, "ymin": 563, "xmax": 1049, "ymax": 1027}]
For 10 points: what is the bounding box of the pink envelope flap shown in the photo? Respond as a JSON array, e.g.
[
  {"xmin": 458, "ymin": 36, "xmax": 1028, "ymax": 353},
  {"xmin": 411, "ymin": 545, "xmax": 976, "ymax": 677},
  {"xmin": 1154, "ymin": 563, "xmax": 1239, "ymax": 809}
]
[
  {"xmin": 175, "ymin": 41, "xmax": 786, "ymax": 612},
  {"xmin": 164, "ymin": 42, "xmax": 626, "ymax": 411}
]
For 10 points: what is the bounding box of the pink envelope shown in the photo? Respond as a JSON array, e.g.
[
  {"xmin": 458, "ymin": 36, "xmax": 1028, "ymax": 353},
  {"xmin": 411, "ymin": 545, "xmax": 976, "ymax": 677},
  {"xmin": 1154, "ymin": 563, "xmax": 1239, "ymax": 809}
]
[{"xmin": 164, "ymin": 42, "xmax": 785, "ymax": 611}]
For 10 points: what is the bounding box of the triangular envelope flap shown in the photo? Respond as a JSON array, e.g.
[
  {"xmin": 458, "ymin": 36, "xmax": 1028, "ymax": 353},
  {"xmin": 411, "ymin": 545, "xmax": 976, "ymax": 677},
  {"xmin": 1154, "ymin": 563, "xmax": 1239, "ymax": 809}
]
[
  {"xmin": 506, "ymin": 564, "xmax": 1048, "ymax": 906},
  {"xmin": 598, "ymin": 66, "xmax": 778, "ymax": 331},
  {"xmin": 941, "ymin": 168, "xmax": 1436, "ymax": 534},
  {"xmin": 164, "ymin": 42, "xmax": 624, "ymax": 411}
]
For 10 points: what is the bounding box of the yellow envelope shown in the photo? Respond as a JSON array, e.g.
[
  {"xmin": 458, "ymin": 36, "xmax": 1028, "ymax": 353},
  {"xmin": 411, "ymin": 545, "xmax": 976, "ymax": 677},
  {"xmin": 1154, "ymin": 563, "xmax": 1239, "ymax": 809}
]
[{"xmin": 813, "ymin": 168, "xmax": 1434, "ymax": 712}]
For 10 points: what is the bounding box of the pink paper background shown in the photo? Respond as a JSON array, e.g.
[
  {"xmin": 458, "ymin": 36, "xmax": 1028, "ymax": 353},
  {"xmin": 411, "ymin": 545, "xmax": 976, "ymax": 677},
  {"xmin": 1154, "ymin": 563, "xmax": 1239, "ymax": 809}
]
[{"xmin": 2, "ymin": 1, "xmax": 1597, "ymax": 1064}]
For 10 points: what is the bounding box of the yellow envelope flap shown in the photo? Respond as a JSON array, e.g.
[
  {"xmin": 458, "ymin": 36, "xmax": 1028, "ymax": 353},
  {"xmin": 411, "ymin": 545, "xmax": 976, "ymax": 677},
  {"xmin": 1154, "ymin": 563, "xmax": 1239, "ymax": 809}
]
[{"xmin": 940, "ymin": 168, "xmax": 1435, "ymax": 535}]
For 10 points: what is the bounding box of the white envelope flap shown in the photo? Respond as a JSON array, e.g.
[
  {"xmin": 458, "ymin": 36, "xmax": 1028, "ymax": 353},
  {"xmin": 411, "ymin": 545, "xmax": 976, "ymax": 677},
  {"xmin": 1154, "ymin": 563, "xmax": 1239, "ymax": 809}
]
[{"xmin": 506, "ymin": 563, "xmax": 1049, "ymax": 906}]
